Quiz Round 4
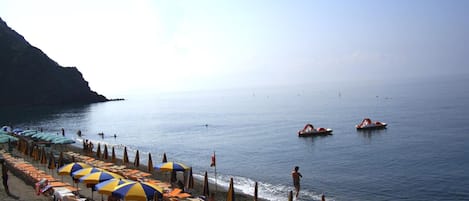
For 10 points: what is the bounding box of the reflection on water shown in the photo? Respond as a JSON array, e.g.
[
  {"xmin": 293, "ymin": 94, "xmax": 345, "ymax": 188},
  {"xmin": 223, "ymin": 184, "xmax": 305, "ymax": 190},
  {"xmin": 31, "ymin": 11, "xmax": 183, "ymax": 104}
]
[{"xmin": 0, "ymin": 104, "xmax": 92, "ymax": 130}]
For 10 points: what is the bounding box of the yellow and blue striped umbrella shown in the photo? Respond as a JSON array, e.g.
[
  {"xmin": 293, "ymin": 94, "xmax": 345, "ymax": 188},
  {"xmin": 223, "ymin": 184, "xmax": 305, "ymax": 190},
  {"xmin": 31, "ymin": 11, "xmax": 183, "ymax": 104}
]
[
  {"xmin": 112, "ymin": 181, "xmax": 163, "ymax": 201},
  {"xmin": 94, "ymin": 178, "xmax": 132, "ymax": 195},
  {"xmin": 58, "ymin": 162, "xmax": 91, "ymax": 176},
  {"xmin": 79, "ymin": 171, "xmax": 124, "ymax": 184},
  {"xmin": 154, "ymin": 162, "xmax": 190, "ymax": 172},
  {"xmin": 72, "ymin": 167, "xmax": 103, "ymax": 179}
]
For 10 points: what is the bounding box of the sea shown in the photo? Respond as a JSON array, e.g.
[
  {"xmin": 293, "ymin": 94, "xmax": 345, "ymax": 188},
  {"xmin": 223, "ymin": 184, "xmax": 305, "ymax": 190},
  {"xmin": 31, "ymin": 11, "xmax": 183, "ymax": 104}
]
[{"xmin": 1, "ymin": 75, "xmax": 469, "ymax": 201}]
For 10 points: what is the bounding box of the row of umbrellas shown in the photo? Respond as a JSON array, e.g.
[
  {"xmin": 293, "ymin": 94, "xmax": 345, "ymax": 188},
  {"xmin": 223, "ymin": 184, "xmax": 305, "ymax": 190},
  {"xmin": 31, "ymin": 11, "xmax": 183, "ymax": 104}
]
[
  {"xmin": 58, "ymin": 162, "xmax": 244, "ymax": 201},
  {"xmin": 58, "ymin": 162, "xmax": 164, "ymax": 200},
  {"xmin": 91, "ymin": 143, "xmax": 174, "ymax": 174}
]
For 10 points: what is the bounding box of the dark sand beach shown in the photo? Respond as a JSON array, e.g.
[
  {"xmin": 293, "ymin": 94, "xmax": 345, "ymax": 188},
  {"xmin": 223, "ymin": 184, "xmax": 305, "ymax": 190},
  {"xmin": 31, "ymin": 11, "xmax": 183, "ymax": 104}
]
[{"xmin": 0, "ymin": 139, "xmax": 263, "ymax": 201}]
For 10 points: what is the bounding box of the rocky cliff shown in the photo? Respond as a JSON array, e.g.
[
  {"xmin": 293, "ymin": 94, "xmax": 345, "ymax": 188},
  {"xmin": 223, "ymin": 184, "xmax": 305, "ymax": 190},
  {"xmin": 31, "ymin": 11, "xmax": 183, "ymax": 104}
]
[{"xmin": 0, "ymin": 17, "xmax": 107, "ymax": 106}]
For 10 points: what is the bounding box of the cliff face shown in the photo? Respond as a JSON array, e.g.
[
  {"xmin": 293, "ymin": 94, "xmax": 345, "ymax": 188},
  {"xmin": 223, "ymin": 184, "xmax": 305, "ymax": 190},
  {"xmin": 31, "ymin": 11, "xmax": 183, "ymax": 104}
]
[{"xmin": 0, "ymin": 18, "xmax": 107, "ymax": 106}]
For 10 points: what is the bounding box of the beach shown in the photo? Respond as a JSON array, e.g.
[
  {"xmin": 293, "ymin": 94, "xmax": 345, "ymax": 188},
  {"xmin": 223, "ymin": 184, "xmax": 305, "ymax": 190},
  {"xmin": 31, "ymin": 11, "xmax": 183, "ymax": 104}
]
[{"xmin": 0, "ymin": 139, "xmax": 262, "ymax": 201}]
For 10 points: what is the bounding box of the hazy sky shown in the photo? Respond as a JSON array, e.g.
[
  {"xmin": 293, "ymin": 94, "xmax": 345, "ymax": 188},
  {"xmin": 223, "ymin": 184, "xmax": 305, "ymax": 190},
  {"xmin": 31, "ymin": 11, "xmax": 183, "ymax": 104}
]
[{"xmin": 1, "ymin": 0, "xmax": 468, "ymax": 96}]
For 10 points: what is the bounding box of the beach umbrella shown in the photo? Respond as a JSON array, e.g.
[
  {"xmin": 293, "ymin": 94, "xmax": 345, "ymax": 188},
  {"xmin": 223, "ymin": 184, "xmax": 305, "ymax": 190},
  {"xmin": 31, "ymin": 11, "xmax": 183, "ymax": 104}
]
[
  {"xmin": 103, "ymin": 144, "xmax": 109, "ymax": 160},
  {"xmin": 58, "ymin": 152, "xmax": 64, "ymax": 168},
  {"xmin": 134, "ymin": 150, "xmax": 140, "ymax": 167},
  {"xmin": 112, "ymin": 181, "xmax": 164, "ymax": 201},
  {"xmin": 288, "ymin": 190, "xmax": 293, "ymax": 201},
  {"xmin": 162, "ymin": 152, "xmax": 167, "ymax": 163},
  {"xmin": 111, "ymin": 146, "xmax": 116, "ymax": 163},
  {"xmin": 47, "ymin": 152, "xmax": 56, "ymax": 170},
  {"xmin": 79, "ymin": 170, "xmax": 121, "ymax": 200},
  {"xmin": 40, "ymin": 147, "xmax": 48, "ymax": 164},
  {"xmin": 96, "ymin": 143, "xmax": 101, "ymax": 159},
  {"xmin": 254, "ymin": 181, "xmax": 258, "ymax": 201},
  {"xmin": 123, "ymin": 147, "xmax": 129, "ymax": 164},
  {"xmin": 203, "ymin": 171, "xmax": 209, "ymax": 197},
  {"xmin": 58, "ymin": 162, "xmax": 91, "ymax": 176},
  {"xmin": 186, "ymin": 167, "xmax": 194, "ymax": 189},
  {"xmin": 79, "ymin": 171, "xmax": 123, "ymax": 184},
  {"xmin": 72, "ymin": 167, "xmax": 103, "ymax": 179},
  {"xmin": 227, "ymin": 177, "xmax": 235, "ymax": 201},
  {"xmin": 94, "ymin": 178, "xmax": 132, "ymax": 195},
  {"xmin": 148, "ymin": 153, "xmax": 153, "ymax": 173},
  {"xmin": 154, "ymin": 162, "xmax": 189, "ymax": 172}
]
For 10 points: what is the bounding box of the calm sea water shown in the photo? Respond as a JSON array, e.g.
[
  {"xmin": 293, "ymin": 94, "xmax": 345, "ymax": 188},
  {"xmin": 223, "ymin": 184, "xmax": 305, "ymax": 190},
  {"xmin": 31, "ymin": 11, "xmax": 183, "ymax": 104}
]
[{"xmin": 2, "ymin": 76, "xmax": 469, "ymax": 201}]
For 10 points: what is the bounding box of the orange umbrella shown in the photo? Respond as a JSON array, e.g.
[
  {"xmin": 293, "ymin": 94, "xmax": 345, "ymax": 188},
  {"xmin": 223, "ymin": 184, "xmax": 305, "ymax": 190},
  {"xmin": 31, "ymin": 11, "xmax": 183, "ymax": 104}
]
[
  {"xmin": 33, "ymin": 146, "xmax": 40, "ymax": 161},
  {"xmin": 147, "ymin": 153, "xmax": 153, "ymax": 173},
  {"xmin": 227, "ymin": 177, "xmax": 235, "ymax": 201},
  {"xmin": 162, "ymin": 152, "xmax": 167, "ymax": 163},
  {"xmin": 40, "ymin": 147, "xmax": 48, "ymax": 164},
  {"xmin": 111, "ymin": 146, "xmax": 116, "ymax": 163},
  {"xmin": 134, "ymin": 150, "xmax": 140, "ymax": 167},
  {"xmin": 123, "ymin": 147, "xmax": 129, "ymax": 164}
]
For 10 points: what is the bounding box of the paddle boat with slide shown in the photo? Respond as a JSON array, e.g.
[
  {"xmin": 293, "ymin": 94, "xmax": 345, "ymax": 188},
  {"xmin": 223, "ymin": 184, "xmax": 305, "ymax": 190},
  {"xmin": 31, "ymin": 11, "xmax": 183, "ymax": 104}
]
[
  {"xmin": 298, "ymin": 124, "xmax": 333, "ymax": 137},
  {"xmin": 356, "ymin": 118, "xmax": 387, "ymax": 130}
]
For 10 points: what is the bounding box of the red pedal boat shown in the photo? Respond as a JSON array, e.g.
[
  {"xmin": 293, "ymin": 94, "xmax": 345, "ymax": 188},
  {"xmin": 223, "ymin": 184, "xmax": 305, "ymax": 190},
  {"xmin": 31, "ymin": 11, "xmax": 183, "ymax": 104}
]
[
  {"xmin": 356, "ymin": 118, "xmax": 387, "ymax": 130},
  {"xmin": 298, "ymin": 124, "xmax": 333, "ymax": 137}
]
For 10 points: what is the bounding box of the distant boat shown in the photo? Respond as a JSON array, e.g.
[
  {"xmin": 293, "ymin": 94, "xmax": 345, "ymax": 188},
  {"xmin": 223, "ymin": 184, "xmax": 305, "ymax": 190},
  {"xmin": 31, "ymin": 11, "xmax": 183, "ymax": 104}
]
[
  {"xmin": 356, "ymin": 118, "xmax": 387, "ymax": 130},
  {"xmin": 298, "ymin": 124, "xmax": 333, "ymax": 137}
]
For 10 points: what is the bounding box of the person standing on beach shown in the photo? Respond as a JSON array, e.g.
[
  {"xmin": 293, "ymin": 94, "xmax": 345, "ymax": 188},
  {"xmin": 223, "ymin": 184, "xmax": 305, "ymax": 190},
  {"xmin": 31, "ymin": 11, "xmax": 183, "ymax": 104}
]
[
  {"xmin": 61, "ymin": 128, "xmax": 65, "ymax": 136},
  {"xmin": 292, "ymin": 166, "xmax": 303, "ymax": 198}
]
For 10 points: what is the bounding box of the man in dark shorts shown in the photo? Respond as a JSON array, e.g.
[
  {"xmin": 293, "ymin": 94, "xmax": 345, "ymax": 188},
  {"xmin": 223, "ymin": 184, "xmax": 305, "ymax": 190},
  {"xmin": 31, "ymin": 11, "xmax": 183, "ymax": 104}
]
[{"xmin": 291, "ymin": 166, "xmax": 303, "ymax": 198}]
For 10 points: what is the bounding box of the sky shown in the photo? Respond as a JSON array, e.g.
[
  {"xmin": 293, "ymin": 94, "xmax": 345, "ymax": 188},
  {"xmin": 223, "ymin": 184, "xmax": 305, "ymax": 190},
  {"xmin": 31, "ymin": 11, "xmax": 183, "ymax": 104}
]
[{"xmin": 1, "ymin": 0, "xmax": 469, "ymax": 96}]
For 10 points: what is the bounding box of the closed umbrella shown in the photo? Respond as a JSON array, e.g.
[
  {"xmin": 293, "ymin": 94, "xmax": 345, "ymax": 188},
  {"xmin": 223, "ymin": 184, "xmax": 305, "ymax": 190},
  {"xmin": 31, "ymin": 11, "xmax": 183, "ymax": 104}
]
[
  {"xmin": 254, "ymin": 181, "xmax": 258, "ymax": 201},
  {"xmin": 187, "ymin": 167, "xmax": 194, "ymax": 189},
  {"xmin": 96, "ymin": 143, "xmax": 101, "ymax": 159},
  {"xmin": 227, "ymin": 177, "xmax": 235, "ymax": 201},
  {"xmin": 112, "ymin": 181, "xmax": 164, "ymax": 201},
  {"xmin": 33, "ymin": 146, "xmax": 39, "ymax": 161},
  {"xmin": 134, "ymin": 150, "xmax": 140, "ymax": 167},
  {"xmin": 57, "ymin": 152, "xmax": 64, "ymax": 168},
  {"xmin": 148, "ymin": 153, "xmax": 153, "ymax": 173},
  {"xmin": 47, "ymin": 152, "xmax": 56, "ymax": 170},
  {"xmin": 103, "ymin": 144, "xmax": 109, "ymax": 160},
  {"xmin": 111, "ymin": 146, "xmax": 116, "ymax": 163},
  {"xmin": 203, "ymin": 171, "xmax": 209, "ymax": 197},
  {"xmin": 123, "ymin": 147, "xmax": 129, "ymax": 164},
  {"xmin": 162, "ymin": 152, "xmax": 167, "ymax": 163},
  {"xmin": 40, "ymin": 147, "xmax": 47, "ymax": 165}
]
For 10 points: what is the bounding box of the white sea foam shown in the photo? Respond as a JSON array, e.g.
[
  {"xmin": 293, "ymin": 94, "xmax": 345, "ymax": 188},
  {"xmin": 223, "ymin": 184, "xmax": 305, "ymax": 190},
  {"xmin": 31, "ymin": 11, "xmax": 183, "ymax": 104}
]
[{"xmin": 194, "ymin": 173, "xmax": 332, "ymax": 201}]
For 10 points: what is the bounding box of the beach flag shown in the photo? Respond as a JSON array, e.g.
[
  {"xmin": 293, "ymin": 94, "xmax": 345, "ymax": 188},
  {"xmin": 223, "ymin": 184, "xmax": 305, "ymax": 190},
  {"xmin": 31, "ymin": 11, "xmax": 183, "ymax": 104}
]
[{"xmin": 210, "ymin": 152, "xmax": 216, "ymax": 167}]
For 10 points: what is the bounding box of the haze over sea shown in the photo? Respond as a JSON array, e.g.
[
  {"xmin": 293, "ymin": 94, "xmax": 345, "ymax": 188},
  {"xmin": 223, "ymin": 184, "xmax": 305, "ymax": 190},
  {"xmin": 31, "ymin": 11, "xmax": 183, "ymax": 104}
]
[{"xmin": 2, "ymin": 75, "xmax": 469, "ymax": 201}]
